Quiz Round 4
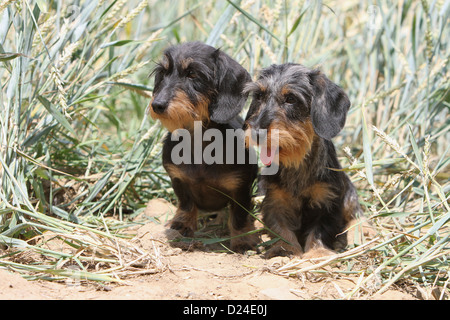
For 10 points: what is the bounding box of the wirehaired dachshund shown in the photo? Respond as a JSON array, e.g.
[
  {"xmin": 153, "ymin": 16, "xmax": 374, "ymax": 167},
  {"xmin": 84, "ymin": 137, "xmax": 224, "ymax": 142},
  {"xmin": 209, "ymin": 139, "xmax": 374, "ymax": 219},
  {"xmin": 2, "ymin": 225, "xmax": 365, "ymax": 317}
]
[
  {"xmin": 244, "ymin": 63, "xmax": 365, "ymax": 258},
  {"xmin": 149, "ymin": 42, "xmax": 258, "ymax": 252}
]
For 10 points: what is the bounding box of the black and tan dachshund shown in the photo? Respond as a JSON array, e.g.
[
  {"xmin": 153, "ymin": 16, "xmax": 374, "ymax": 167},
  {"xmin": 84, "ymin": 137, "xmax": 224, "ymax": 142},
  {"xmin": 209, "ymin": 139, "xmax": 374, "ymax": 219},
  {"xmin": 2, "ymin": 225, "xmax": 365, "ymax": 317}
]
[
  {"xmin": 244, "ymin": 63, "xmax": 364, "ymax": 258},
  {"xmin": 149, "ymin": 42, "xmax": 258, "ymax": 252}
]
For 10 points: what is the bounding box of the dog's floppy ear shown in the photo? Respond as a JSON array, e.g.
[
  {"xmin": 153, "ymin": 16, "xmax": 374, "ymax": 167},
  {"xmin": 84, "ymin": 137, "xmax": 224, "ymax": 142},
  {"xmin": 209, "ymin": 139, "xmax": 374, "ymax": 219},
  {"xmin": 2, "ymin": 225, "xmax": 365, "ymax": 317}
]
[
  {"xmin": 209, "ymin": 49, "xmax": 251, "ymax": 123},
  {"xmin": 309, "ymin": 70, "xmax": 351, "ymax": 140}
]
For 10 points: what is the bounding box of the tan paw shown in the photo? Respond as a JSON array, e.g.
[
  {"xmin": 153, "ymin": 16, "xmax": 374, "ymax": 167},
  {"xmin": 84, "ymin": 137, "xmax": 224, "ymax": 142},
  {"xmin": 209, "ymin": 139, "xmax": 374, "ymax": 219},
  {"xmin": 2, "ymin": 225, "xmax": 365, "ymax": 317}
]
[
  {"xmin": 264, "ymin": 241, "xmax": 302, "ymax": 259},
  {"xmin": 230, "ymin": 233, "xmax": 260, "ymax": 253},
  {"xmin": 302, "ymin": 247, "xmax": 335, "ymax": 260}
]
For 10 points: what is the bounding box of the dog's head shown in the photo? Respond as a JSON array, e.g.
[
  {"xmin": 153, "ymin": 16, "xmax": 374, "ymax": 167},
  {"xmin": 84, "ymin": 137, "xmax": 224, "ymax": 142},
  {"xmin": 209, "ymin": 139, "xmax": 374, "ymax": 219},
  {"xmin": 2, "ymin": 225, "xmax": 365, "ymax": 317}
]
[
  {"xmin": 244, "ymin": 63, "xmax": 351, "ymax": 167},
  {"xmin": 149, "ymin": 42, "xmax": 251, "ymax": 132}
]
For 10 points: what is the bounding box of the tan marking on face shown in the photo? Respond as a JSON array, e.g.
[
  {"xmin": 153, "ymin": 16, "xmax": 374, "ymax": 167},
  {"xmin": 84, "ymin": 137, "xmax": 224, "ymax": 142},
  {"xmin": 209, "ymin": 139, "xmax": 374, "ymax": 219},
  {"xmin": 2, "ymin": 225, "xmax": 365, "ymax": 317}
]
[
  {"xmin": 161, "ymin": 54, "xmax": 170, "ymax": 69},
  {"xmin": 150, "ymin": 90, "xmax": 210, "ymax": 132},
  {"xmin": 280, "ymin": 85, "xmax": 292, "ymax": 97},
  {"xmin": 181, "ymin": 57, "xmax": 194, "ymax": 70},
  {"xmin": 269, "ymin": 119, "xmax": 315, "ymax": 168}
]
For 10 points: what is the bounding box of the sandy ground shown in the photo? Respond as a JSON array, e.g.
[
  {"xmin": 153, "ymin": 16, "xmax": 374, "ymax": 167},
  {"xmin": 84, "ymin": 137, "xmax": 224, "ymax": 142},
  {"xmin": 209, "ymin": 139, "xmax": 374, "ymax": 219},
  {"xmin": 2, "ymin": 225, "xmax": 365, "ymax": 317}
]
[
  {"xmin": 0, "ymin": 199, "xmax": 417, "ymax": 300},
  {"xmin": 0, "ymin": 255, "xmax": 415, "ymax": 300}
]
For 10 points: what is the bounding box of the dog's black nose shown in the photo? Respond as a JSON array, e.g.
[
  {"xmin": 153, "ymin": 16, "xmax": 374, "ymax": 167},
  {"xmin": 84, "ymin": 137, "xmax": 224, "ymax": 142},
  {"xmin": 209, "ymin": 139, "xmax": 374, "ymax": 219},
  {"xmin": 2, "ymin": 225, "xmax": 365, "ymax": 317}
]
[{"xmin": 152, "ymin": 99, "xmax": 168, "ymax": 114}]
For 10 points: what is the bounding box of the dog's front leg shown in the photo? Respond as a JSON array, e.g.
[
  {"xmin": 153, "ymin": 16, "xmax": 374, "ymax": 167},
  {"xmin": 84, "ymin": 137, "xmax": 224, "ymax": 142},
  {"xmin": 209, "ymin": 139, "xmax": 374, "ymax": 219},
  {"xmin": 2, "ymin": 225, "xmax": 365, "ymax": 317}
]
[
  {"xmin": 263, "ymin": 208, "xmax": 303, "ymax": 258},
  {"xmin": 228, "ymin": 188, "xmax": 260, "ymax": 253},
  {"xmin": 169, "ymin": 178, "xmax": 198, "ymax": 237}
]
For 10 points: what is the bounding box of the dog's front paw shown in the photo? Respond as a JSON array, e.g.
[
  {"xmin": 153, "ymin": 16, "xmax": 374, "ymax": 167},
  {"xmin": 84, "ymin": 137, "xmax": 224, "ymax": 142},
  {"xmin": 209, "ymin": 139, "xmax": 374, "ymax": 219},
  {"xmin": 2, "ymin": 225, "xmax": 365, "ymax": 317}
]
[
  {"xmin": 263, "ymin": 241, "xmax": 302, "ymax": 259},
  {"xmin": 302, "ymin": 247, "xmax": 335, "ymax": 260},
  {"xmin": 230, "ymin": 233, "xmax": 260, "ymax": 253},
  {"xmin": 169, "ymin": 220, "xmax": 195, "ymax": 237}
]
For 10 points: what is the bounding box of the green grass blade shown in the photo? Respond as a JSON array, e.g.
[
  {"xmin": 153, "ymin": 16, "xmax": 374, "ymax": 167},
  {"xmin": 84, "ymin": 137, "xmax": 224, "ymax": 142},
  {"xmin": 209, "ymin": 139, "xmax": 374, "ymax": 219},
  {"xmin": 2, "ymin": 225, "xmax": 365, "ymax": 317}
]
[
  {"xmin": 37, "ymin": 96, "xmax": 77, "ymax": 139},
  {"xmin": 226, "ymin": 0, "xmax": 283, "ymax": 44}
]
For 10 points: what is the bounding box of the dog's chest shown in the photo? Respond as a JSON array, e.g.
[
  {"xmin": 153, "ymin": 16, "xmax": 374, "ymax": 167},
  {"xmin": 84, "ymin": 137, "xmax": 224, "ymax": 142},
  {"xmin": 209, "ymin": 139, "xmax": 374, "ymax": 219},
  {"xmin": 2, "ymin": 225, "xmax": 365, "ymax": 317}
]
[
  {"xmin": 165, "ymin": 162, "xmax": 244, "ymax": 211},
  {"xmin": 165, "ymin": 162, "xmax": 243, "ymax": 192}
]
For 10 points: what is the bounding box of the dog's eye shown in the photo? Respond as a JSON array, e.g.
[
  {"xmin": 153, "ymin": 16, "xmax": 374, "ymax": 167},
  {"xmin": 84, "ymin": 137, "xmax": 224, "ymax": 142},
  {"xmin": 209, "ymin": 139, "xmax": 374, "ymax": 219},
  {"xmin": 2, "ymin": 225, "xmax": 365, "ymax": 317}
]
[
  {"xmin": 254, "ymin": 92, "xmax": 263, "ymax": 100},
  {"xmin": 284, "ymin": 94, "xmax": 297, "ymax": 105},
  {"xmin": 151, "ymin": 64, "xmax": 167, "ymax": 78},
  {"xmin": 186, "ymin": 69, "xmax": 197, "ymax": 79}
]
